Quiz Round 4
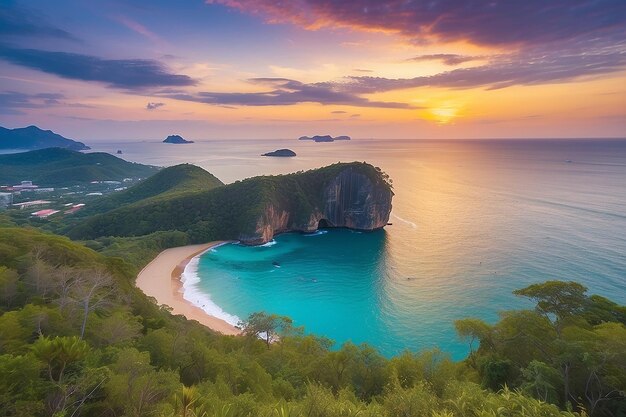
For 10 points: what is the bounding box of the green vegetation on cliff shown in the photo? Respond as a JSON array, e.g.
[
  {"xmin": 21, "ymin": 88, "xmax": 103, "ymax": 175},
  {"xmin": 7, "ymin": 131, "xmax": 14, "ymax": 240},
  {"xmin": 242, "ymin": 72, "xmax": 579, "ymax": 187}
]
[
  {"xmin": 2, "ymin": 226, "xmax": 624, "ymax": 416},
  {"xmin": 0, "ymin": 148, "xmax": 158, "ymax": 186},
  {"xmin": 76, "ymin": 164, "xmax": 224, "ymax": 217},
  {"xmin": 67, "ymin": 162, "xmax": 392, "ymax": 243}
]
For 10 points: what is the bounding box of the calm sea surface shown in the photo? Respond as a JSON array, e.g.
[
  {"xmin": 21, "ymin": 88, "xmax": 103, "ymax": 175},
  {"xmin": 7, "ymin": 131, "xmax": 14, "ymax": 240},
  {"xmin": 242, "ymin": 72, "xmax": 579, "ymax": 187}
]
[{"xmin": 91, "ymin": 139, "xmax": 626, "ymax": 359}]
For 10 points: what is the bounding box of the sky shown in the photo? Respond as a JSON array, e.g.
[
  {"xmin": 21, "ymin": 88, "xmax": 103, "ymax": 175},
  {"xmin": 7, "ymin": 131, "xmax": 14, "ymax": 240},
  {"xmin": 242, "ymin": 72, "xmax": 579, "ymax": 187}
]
[{"xmin": 0, "ymin": 0, "xmax": 625, "ymax": 140}]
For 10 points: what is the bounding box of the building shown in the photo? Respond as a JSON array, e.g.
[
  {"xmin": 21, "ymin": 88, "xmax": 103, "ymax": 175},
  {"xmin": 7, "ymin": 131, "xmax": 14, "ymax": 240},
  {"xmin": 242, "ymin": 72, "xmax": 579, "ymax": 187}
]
[
  {"xmin": 64, "ymin": 203, "xmax": 85, "ymax": 214},
  {"xmin": 13, "ymin": 181, "xmax": 39, "ymax": 191},
  {"xmin": 0, "ymin": 192, "xmax": 13, "ymax": 209},
  {"xmin": 31, "ymin": 209, "xmax": 59, "ymax": 219},
  {"xmin": 12, "ymin": 200, "xmax": 51, "ymax": 210}
]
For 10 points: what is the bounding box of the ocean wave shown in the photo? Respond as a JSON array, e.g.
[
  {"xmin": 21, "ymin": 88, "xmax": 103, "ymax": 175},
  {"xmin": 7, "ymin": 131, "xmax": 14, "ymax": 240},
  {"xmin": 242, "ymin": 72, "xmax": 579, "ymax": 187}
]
[
  {"xmin": 392, "ymin": 213, "xmax": 418, "ymax": 229},
  {"xmin": 180, "ymin": 254, "xmax": 240, "ymax": 326},
  {"xmin": 303, "ymin": 230, "xmax": 329, "ymax": 236},
  {"xmin": 260, "ymin": 240, "xmax": 277, "ymax": 247}
]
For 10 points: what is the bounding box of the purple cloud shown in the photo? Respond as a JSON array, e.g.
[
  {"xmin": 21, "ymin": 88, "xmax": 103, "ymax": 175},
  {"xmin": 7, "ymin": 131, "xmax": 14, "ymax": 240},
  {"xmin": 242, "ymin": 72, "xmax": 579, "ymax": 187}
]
[
  {"xmin": 208, "ymin": 0, "xmax": 626, "ymax": 47},
  {"xmin": 146, "ymin": 102, "xmax": 166, "ymax": 110},
  {"xmin": 158, "ymin": 78, "xmax": 416, "ymax": 109},
  {"xmin": 338, "ymin": 46, "xmax": 626, "ymax": 94},
  {"xmin": 0, "ymin": 4, "xmax": 76, "ymax": 41},
  {"xmin": 409, "ymin": 54, "xmax": 483, "ymax": 66},
  {"xmin": 0, "ymin": 46, "xmax": 196, "ymax": 89},
  {"xmin": 0, "ymin": 91, "xmax": 91, "ymax": 115}
]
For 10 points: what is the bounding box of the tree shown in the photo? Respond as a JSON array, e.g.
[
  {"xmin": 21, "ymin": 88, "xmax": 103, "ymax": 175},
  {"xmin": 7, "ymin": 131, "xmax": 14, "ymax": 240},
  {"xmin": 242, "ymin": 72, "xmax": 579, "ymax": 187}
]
[
  {"xmin": 513, "ymin": 281, "xmax": 588, "ymax": 323},
  {"xmin": 454, "ymin": 318, "xmax": 492, "ymax": 367},
  {"xmin": 70, "ymin": 269, "xmax": 115, "ymax": 339},
  {"xmin": 31, "ymin": 335, "xmax": 91, "ymax": 415},
  {"xmin": 0, "ymin": 353, "xmax": 46, "ymax": 416},
  {"xmin": 31, "ymin": 336, "xmax": 89, "ymax": 385},
  {"xmin": 238, "ymin": 312, "xmax": 295, "ymax": 348},
  {"xmin": 106, "ymin": 348, "xmax": 180, "ymax": 417},
  {"xmin": 520, "ymin": 360, "xmax": 561, "ymax": 403},
  {"xmin": 24, "ymin": 250, "xmax": 56, "ymax": 300},
  {"xmin": 0, "ymin": 267, "xmax": 18, "ymax": 309},
  {"xmin": 88, "ymin": 309, "xmax": 143, "ymax": 347}
]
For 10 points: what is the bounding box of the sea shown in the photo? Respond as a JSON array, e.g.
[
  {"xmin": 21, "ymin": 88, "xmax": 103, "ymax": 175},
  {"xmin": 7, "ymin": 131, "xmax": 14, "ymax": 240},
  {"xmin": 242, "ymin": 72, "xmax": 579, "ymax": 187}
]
[{"xmin": 90, "ymin": 138, "xmax": 626, "ymax": 359}]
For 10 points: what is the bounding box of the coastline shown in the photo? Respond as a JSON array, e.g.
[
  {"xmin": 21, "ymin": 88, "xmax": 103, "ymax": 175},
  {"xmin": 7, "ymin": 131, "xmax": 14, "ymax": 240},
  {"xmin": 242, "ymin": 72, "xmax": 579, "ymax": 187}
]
[{"xmin": 136, "ymin": 242, "xmax": 241, "ymax": 335}]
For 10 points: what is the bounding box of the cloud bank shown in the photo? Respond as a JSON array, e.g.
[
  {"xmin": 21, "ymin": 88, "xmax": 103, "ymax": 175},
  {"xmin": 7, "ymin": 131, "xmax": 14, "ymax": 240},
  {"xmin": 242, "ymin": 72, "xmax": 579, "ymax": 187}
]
[
  {"xmin": 0, "ymin": 4, "xmax": 76, "ymax": 41},
  {"xmin": 0, "ymin": 91, "xmax": 90, "ymax": 115},
  {"xmin": 159, "ymin": 77, "xmax": 415, "ymax": 108},
  {"xmin": 208, "ymin": 0, "xmax": 626, "ymax": 47},
  {"xmin": 0, "ymin": 46, "xmax": 196, "ymax": 89}
]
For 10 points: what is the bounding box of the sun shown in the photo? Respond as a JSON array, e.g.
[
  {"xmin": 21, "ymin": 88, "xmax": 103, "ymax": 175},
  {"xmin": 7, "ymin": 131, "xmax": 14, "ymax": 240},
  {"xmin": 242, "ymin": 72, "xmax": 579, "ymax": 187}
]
[{"xmin": 429, "ymin": 106, "xmax": 460, "ymax": 124}]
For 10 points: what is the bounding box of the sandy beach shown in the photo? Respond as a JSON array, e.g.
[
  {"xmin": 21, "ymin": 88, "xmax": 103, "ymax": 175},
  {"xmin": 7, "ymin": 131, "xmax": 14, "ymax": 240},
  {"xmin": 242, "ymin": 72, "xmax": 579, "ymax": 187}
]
[{"xmin": 136, "ymin": 242, "xmax": 241, "ymax": 335}]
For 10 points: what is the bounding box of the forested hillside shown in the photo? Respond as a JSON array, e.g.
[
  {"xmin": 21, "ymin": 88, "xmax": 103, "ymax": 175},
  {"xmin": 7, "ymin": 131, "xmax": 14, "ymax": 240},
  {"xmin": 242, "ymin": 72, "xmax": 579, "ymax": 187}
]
[
  {"xmin": 74, "ymin": 164, "xmax": 224, "ymax": 217},
  {"xmin": 0, "ymin": 148, "xmax": 158, "ymax": 186},
  {"xmin": 0, "ymin": 225, "xmax": 624, "ymax": 416},
  {"xmin": 67, "ymin": 162, "xmax": 392, "ymax": 242}
]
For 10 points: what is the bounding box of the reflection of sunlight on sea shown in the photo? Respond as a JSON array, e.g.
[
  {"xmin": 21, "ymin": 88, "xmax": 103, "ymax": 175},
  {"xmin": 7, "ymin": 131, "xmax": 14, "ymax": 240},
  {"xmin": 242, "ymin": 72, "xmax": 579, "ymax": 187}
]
[{"xmin": 95, "ymin": 139, "xmax": 626, "ymax": 359}]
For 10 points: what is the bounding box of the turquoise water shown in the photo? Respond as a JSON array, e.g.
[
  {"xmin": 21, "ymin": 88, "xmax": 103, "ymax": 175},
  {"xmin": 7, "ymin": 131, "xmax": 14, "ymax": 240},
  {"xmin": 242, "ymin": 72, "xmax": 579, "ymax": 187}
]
[{"xmin": 90, "ymin": 139, "xmax": 626, "ymax": 359}]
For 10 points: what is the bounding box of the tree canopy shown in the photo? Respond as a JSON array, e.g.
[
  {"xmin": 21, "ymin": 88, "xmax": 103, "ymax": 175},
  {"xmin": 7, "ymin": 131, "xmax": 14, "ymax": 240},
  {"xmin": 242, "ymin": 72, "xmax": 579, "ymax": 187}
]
[{"xmin": 0, "ymin": 226, "xmax": 624, "ymax": 416}]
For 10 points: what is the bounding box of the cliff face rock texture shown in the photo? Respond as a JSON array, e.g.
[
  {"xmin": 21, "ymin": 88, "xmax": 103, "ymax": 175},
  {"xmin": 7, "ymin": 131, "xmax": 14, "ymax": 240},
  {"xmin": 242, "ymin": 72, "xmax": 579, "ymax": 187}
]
[
  {"xmin": 240, "ymin": 165, "xmax": 393, "ymax": 245},
  {"xmin": 323, "ymin": 169, "xmax": 393, "ymax": 230},
  {"xmin": 68, "ymin": 162, "xmax": 393, "ymax": 246}
]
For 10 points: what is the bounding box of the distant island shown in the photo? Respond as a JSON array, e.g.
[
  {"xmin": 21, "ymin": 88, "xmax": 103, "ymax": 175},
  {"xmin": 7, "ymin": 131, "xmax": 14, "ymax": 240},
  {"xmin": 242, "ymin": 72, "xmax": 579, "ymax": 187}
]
[
  {"xmin": 0, "ymin": 125, "xmax": 90, "ymax": 151},
  {"xmin": 163, "ymin": 134, "xmax": 194, "ymax": 144},
  {"xmin": 262, "ymin": 149, "xmax": 296, "ymax": 157},
  {"xmin": 298, "ymin": 135, "xmax": 351, "ymax": 142}
]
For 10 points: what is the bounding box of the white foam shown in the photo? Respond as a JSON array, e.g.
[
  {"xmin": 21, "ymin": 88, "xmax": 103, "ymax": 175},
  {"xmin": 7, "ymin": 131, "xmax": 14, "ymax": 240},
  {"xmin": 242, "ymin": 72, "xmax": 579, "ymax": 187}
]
[
  {"xmin": 304, "ymin": 229, "xmax": 329, "ymax": 236},
  {"xmin": 260, "ymin": 239, "xmax": 277, "ymax": 247},
  {"xmin": 180, "ymin": 245, "xmax": 241, "ymax": 327},
  {"xmin": 392, "ymin": 212, "xmax": 418, "ymax": 229}
]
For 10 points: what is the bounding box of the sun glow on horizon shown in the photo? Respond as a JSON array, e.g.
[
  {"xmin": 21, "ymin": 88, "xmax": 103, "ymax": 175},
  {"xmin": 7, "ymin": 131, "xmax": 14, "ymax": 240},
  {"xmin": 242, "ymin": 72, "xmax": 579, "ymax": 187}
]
[
  {"xmin": 0, "ymin": 1, "xmax": 624, "ymax": 140},
  {"xmin": 428, "ymin": 105, "xmax": 461, "ymax": 125}
]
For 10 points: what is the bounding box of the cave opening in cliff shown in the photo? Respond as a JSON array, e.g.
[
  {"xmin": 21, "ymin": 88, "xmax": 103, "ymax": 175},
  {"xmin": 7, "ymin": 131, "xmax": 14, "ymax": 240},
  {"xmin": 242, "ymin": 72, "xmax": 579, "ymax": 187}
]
[{"xmin": 318, "ymin": 218, "xmax": 332, "ymax": 229}]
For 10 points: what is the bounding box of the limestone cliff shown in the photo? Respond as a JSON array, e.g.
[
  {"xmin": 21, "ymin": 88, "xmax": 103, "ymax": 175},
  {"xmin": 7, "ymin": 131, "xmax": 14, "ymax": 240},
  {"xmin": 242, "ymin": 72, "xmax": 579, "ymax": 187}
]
[
  {"xmin": 239, "ymin": 164, "xmax": 393, "ymax": 245},
  {"xmin": 68, "ymin": 162, "xmax": 393, "ymax": 245}
]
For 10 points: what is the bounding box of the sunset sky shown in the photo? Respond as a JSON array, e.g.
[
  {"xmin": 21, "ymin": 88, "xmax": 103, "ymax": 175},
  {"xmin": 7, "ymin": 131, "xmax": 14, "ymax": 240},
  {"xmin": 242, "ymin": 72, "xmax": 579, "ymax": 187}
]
[{"xmin": 1, "ymin": 0, "xmax": 625, "ymax": 140}]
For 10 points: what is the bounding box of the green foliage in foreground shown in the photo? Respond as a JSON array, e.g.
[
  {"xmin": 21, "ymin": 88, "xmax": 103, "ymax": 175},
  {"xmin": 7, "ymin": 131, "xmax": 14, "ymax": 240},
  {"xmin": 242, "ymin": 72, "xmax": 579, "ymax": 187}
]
[
  {"xmin": 0, "ymin": 227, "xmax": 624, "ymax": 416},
  {"xmin": 455, "ymin": 281, "xmax": 626, "ymax": 416}
]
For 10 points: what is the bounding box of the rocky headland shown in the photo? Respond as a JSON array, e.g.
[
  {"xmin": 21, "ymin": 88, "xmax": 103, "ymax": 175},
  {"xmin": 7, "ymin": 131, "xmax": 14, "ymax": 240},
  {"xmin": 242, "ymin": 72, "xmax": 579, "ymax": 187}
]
[
  {"xmin": 68, "ymin": 162, "xmax": 393, "ymax": 246},
  {"xmin": 238, "ymin": 163, "xmax": 392, "ymax": 244}
]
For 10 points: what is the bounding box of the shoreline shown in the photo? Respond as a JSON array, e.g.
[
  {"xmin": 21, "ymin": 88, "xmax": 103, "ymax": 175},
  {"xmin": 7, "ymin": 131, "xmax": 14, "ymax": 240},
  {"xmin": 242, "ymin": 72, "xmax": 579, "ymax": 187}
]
[{"xmin": 136, "ymin": 242, "xmax": 241, "ymax": 335}]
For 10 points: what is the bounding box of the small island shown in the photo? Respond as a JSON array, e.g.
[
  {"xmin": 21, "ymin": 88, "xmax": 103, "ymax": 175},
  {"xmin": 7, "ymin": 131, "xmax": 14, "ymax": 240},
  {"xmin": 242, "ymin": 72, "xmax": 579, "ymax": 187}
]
[
  {"xmin": 262, "ymin": 149, "xmax": 296, "ymax": 157},
  {"xmin": 298, "ymin": 135, "xmax": 351, "ymax": 142},
  {"xmin": 163, "ymin": 134, "xmax": 194, "ymax": 144}
]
